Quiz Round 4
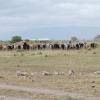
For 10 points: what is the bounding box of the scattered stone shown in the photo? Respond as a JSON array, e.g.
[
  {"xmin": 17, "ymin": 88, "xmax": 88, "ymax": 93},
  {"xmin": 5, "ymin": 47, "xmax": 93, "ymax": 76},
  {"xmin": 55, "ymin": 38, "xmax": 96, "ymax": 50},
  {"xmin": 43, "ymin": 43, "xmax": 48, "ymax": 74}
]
[
  {"xmin": 0, "ymin": 76, "xmax": 5, "ymax": 79},
  {"xmin": 53, "ymin": 71, "xmax": 59, "ymax": 75},
  {"xmin": 31, "ymin": 72, "xmax": 38, "ymax": 76},
  {"xmin": 91, "ymin": 85, "xmax": 95, "ymax": 88},
  {"xmin": 93, "ymin": 52, "xmax": 96, "ymax": 54},
  {"xmin": 91, "ymin": 81, "xmax": 95, "ymax": 83},
  {"xmin": 42, "ymin": 71, "xmax": 51, "ymax": 76},
  {"xmin": 68, "ymin": 70, "xmax": 75, "ymax": 76},
  {"xmin": 16, "ymin": 71, "xmax": 28, "ymax": 77},
  {"xmin": 32, "ymin": 80, "xmax": 34, "ymax": 82},
  {"xmin": 45, "ymin": 55, "xmax": 48, "ymax": 57},
  {"xmin": 94, "ymin": 71, "xmax": 100, "ymax": 75}
]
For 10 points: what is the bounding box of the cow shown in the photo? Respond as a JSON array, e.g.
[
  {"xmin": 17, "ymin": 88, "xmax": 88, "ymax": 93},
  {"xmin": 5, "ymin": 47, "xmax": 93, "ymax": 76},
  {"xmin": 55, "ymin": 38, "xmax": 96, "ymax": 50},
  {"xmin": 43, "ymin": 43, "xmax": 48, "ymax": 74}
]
[
  {"xmin": 90, "ymin": 43, "xmax": 96, "ymax": 48},
  {"xmin": 7, "ymin": 44, "xmax": 14, "ymax": 50},
  {"xmin": 60, "ymin": 44, "xmax": 66, "ymax": 50},
  {"xmin": 23, "ymin": 42, "xmax": 30, "ymax": 50},
  {"xmin": 14, "ymin": 41, "xmax": 30, "ymax": 50},
  {"xmin": 79, "ymin": 43, "xmax": 84, "ymax": 48},
  {"xmin": 75, "ymin": 43, "xmax": 79, "ymax": 49},
  {"xmin": 84, "ymin": 42, "xmax": 97, "ymax": 50},
  {"xmin": 53, "ymin": 43, "xmax": 60, "ymax": 49},
  {"xmin": 0, "ymin": 44, "xmax": 3, "ymax": 50}
]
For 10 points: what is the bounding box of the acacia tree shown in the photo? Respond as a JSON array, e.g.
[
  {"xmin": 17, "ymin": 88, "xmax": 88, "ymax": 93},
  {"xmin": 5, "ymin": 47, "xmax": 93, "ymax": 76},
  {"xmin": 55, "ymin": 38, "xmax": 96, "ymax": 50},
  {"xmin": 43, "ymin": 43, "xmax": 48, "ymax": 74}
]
[
  {"xmin": 71, "ymin": 36, "xmax": 79, "ymax": 42},
  {"xmin": 11, "ymin": 36, "xmax": 22, "ymax": 43},
  {"xmin": 94, "ymin": 35, "xmax": 100, "ymax": 41}
]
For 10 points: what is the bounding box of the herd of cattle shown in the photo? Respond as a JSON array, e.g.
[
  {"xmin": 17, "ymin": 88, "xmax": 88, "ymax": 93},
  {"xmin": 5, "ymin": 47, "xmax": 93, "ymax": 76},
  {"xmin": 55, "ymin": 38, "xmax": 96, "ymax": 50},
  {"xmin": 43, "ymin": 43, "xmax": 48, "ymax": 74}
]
[{"xmin": 0, "ymin": 41, "xmax": 97, "ymax": 51}]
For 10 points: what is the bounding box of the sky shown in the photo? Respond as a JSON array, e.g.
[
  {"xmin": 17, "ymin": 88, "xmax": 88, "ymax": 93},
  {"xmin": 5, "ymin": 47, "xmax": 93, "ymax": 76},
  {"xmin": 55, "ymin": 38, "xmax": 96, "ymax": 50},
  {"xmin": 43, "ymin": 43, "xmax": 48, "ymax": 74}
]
[{"xmin": 0, "ymin": 0, "xmax": 100, "ymax": 40}]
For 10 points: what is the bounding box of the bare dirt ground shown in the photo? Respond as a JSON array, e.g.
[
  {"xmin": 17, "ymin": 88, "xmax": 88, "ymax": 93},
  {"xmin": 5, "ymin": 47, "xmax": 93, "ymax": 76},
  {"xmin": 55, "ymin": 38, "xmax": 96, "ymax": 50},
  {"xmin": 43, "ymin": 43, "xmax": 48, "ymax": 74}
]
[
  {"xmin": 0, "ymin": 96, "xmax": 32, "ymax": 100},
  {"xmin": 0, "ymin": 83, "xmax": 100, "ymax": 100}
]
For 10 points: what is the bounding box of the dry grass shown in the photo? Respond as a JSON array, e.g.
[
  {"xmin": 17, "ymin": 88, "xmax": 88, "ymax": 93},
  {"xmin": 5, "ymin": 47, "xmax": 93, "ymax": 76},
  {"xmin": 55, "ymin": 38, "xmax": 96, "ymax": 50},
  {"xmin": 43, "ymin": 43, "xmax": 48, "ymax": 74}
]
[
  {"xmin": 0, "ymin": 47, "xmax": 100, "ymax": 99},
  {"xmin": 0, "ymin": 89, "xmax": 79, "ymax": 100}
]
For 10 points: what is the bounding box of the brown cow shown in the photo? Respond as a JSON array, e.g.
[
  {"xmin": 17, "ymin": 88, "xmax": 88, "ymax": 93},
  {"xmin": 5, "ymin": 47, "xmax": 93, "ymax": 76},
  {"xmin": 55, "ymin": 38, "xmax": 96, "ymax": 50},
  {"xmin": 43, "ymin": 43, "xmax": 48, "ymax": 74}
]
[{"xmin": 0, "ymin": 44, "xmax": 3, "ymax": 50}]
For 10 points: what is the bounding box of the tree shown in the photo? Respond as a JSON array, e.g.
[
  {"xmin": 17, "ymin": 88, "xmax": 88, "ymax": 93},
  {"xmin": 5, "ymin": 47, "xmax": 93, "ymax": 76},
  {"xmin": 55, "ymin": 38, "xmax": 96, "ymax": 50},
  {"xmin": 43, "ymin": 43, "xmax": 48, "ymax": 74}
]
[
  {"xmin": 71, "ymin": 36, "xmax": 79, "ymax": 42},
  {"xmin": 11, "ymin": 36, "xmax": 22, "ymax": 43},
  {"xmin": 94, "ymin": 35, "xmax": 100, "ymax": 41}
]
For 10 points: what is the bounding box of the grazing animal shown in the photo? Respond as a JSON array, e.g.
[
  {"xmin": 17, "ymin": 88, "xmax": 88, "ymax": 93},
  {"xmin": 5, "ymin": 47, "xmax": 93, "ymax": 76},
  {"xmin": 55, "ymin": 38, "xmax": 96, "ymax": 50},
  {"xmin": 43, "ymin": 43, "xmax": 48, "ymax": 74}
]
[
  {"xmin": 7, "ymin": 44, "xmax": 14, "ymax": 50},
  {"xmin": 23, "ymin": 42, "xmax": 30, "ymax": 50},
  {"xmin": 61, "ymin": 44, "xmax": 66, "ymax": 50},
  {"xmin": 90, "ymin": 43, "xmax": 96, "ymax": 48},
  {"xmin": 53, "ymin": 44, "xmax": 60, "ymax": 49},
  {"xmin": 0, "ymin": 44, "xmax": 3, "ymax": 50}
]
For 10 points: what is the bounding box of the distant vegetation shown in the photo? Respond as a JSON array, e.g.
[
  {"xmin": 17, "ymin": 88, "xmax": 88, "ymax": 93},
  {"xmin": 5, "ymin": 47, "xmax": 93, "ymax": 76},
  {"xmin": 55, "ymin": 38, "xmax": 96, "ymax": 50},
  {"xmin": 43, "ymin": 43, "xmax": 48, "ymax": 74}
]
[
  {"xmin": 0, "ymin": 35, "xmax": 100, "ymax": 44},
  {"xmin": 70, "ymin": 36, "xmax": 79, "ymax": 42},
  {"xmin": 11, "ymin": 36, "xmax": 22, "ymax": 43},
  {"xmin": 94, "ymin": 35, "xmax": 100, "ymax": 41}
]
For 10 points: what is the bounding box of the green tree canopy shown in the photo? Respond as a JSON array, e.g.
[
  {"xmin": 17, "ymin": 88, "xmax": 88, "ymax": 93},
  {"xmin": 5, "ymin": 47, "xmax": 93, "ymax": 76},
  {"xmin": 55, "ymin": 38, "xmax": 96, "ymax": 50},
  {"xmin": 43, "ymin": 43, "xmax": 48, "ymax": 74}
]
[{"xmin": 11, "ymin": 36, "xmax": 22, "ymax": 43}]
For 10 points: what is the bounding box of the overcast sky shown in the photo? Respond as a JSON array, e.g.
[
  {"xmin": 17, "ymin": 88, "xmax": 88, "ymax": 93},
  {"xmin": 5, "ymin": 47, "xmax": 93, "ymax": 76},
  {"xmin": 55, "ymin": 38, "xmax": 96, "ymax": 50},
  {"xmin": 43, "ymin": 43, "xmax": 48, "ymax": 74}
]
[{"xmin": 0, "ymin": 0, "xmax": 100, "ymax": 40}]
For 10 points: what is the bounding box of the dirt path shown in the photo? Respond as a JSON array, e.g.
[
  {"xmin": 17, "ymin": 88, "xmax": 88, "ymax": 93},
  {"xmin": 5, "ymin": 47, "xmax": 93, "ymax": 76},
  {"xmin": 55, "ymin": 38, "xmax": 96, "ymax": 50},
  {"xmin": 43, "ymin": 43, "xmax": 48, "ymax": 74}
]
[
  {"xmin": 0, "ymin": 96, "xmax": 33, "ymax": 100},
  {"xmin": 0, "ymin": 83, "xmax": 100, "ymax": 100}
]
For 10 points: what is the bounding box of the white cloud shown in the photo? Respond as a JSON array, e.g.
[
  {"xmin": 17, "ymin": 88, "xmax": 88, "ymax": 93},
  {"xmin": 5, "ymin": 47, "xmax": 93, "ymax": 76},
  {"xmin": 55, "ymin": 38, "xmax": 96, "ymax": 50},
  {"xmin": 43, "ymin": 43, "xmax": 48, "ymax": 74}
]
[{"xmin": 0, "ymin": 0, "xmax": 100, "ymax": 34}]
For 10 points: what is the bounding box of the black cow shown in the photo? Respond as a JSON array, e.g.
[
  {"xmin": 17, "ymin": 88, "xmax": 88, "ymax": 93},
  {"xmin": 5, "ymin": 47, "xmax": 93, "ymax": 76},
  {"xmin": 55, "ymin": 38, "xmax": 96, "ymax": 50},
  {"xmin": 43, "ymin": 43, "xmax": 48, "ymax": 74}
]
[
  {"xmin": 53, "ymin": 44, "xmax": 60, "ymax": 49},
  {"xmin": 79, "ymin": 43, "xmax": 84, "ymax": 48},
  {"xmin": 76, "ymin": 43, "xmax": 80, "ymax": 49},
  {"xmin": 61, "ymin": 44, "xmax": 66, "ymax": 50},
  {"xmin": 23, "ymin": 42, "xmax": 30, "ymax": 50},
  {"xmin": 90, "ymin": 43, "xmax": 96, "ymax": 48},
  {"xmin": 7, "ymin": 45, "xmax": 14, "ymax": 50}
]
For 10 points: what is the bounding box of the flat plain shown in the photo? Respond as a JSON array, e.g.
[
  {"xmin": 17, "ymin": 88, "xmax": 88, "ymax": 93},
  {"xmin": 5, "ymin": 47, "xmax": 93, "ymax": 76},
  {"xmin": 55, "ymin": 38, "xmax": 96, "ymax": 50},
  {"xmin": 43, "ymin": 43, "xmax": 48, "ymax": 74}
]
[{"xmin": 0, "ymin": 46, "xmax": 100, "ymax": 100}]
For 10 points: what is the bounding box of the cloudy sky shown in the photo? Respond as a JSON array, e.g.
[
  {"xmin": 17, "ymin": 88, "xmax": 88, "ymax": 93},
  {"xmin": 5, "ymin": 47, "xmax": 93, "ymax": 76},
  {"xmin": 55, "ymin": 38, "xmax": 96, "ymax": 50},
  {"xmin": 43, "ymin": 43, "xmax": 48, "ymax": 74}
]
[{"xmin": 0, "ymin": 0, "xmax": 100, "ymax": 40}]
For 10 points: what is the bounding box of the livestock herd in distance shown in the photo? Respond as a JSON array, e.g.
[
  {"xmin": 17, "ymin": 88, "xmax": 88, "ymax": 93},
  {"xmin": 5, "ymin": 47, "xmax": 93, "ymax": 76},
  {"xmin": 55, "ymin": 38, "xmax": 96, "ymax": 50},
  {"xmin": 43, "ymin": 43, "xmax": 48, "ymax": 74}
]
[{"xmin": 0, "ymin": 40, "xmax": 97, "ymax": 51}]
